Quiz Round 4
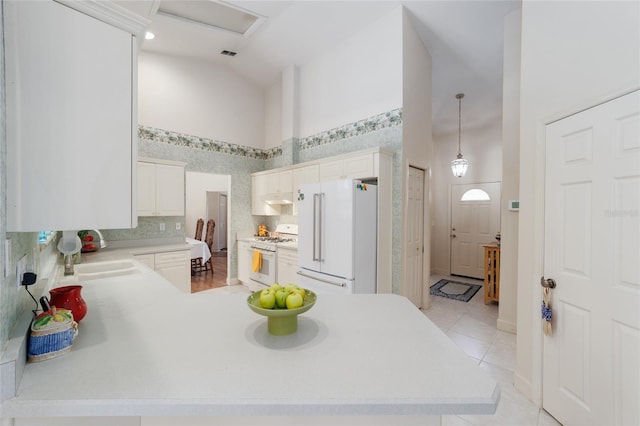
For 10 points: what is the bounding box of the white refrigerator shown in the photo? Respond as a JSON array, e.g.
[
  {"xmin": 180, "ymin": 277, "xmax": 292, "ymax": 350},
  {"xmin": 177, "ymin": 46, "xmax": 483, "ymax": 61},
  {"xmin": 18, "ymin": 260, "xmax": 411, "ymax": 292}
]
[{"xmin": 296, "ymin": 179, "xmax": 377, "ymax": 294}]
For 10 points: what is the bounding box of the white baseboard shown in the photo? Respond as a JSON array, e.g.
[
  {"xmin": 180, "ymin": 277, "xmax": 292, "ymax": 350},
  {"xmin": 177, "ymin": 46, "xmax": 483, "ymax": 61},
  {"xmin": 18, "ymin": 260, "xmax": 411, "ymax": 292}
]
[
  {"xmin": 497, "ymin": 318, "xmax": 517, "ymax": 334},
  {"xmin": 430, "ymin": 268, "xmax": 449, "ymax": 277},
  {"xmin": 514, "ymin": 372, "xmax": 537, "ymax": 405}
]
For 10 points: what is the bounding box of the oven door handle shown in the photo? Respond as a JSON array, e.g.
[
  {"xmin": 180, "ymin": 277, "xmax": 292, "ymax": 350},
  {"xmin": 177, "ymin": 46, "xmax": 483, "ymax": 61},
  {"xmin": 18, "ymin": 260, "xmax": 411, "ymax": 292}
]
[{"xmin": 297, "ymin": 271, "xmax": 346, "ymax": 288}]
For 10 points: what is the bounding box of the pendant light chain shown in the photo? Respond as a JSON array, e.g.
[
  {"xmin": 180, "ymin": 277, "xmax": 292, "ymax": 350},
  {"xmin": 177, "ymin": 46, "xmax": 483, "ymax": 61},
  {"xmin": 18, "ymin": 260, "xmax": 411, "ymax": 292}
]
[
  {"xmin": 451, "ymin": 93, "xmax": 469, "ymax": 178},
  {"xmin": 457, "ymin": 93, "xmax": 463, "ymax": 156}
]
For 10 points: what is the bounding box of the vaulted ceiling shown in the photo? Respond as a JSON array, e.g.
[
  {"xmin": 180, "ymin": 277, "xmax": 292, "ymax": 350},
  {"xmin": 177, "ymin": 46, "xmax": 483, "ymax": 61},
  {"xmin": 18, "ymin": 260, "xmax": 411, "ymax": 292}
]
[{"xmin": 116, "ymin": 0, "xmax": 521, "ymax": 137}]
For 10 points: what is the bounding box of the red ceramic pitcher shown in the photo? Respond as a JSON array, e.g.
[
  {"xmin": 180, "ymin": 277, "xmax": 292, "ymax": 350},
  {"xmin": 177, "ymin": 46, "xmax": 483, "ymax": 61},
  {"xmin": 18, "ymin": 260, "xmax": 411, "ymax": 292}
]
[{"xmin": 49, "ymin": 285, "xmax": 87, "ymax": 322}]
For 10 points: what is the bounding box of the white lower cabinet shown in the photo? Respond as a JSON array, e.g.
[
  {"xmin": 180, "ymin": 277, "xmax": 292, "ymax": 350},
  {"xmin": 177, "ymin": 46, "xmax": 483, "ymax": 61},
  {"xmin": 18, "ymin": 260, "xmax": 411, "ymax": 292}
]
[
  {"xmin": 134, "ymin": 250, "xmax": 190, "ymax": 293},
  {"xmin": 277, "ymin": 249, "xmax": 298, "ymax": 286},
  {"xmin": 237, "ymin": 241, "xmax": 252, "ymax": 284},
  {"xmin": 134, "ymin": 253, "xmax": 155, "ymax": 270}
]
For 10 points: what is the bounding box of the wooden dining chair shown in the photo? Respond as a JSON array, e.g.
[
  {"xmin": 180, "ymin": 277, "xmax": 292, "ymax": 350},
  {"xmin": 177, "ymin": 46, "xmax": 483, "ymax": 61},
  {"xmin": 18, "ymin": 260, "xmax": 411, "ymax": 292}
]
[
  {"xmin": 203, "ymin": 219, "xmax": 215, "ymax": 274},
  {"xmin": 191, "ymin": 218, "xmax": 205, "ymax": 274},
  {"xmin": 194, "ymin": 218, "xmax": 204, "ymax": 241}
]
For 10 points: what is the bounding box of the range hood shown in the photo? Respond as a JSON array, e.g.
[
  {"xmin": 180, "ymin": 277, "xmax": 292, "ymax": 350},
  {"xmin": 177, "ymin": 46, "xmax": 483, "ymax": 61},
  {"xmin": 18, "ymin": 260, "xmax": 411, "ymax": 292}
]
[{"xmin": 262, "ymin": 192, "xmax": 294, "ymax": 205}]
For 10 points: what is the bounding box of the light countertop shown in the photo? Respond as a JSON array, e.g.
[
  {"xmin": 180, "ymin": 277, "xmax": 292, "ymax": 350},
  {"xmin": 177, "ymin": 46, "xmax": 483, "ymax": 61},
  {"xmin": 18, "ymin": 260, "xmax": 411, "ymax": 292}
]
[{"xmin": 2, "ymin": 257, "xmax": 499, "ymax": 422}]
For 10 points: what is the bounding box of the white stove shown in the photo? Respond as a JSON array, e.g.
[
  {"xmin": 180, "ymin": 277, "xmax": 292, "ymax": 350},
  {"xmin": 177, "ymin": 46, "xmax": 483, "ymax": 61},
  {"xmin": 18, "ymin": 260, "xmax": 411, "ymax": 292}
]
[
  {"xmin": 248, "ymin": 224, "xmax": 298, "ymax": 286},
  {"xmin": 249, "ymin": 224, "xmax": 297, "ymax": 250}
]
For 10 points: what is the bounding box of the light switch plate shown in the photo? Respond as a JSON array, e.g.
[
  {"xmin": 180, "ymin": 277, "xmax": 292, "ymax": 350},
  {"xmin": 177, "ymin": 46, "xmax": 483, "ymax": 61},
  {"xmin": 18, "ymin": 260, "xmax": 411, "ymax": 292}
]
[
  {"xmin": 176, "ymin": 222, "xmax": 181, "ymax": 230},
  {"xmin": 159, "ymin": 223, "xmax": 165, "ymax": 231}
]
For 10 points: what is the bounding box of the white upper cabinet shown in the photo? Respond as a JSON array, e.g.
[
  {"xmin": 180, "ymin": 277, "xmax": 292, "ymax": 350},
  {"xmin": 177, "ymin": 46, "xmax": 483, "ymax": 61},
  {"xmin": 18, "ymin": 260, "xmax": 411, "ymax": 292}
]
[
  {"xmin": 252, "ymin": 169, "xmax": 293, "ymax": 215},
  {"xmin": 250, "ymin": 149, "xmax": 389, "ymax": 217},
  {"xmin": 251, "ymin": 174, "xmax": 281, "ymax": 216},
  {"xmin": 292, "ymin": 164, "xmax": 320, "ymax": 215},
  {"xmin": 137, "ymin": 159, "xmax": 186, "ymax": 217},
  {"xmin": 265, "ymin": 170, "xmax": 293, "ymax": 196},
  {"xmin": 319, "ymin": 153, "xmax": 375, "ymax": 181},
  {"xmin": 137, "ymin": 162, "xmax": 157, "ymax": 217},
  {"xmin": 3, "ymin": 0, "xmax": 148, "ymax": 231}
]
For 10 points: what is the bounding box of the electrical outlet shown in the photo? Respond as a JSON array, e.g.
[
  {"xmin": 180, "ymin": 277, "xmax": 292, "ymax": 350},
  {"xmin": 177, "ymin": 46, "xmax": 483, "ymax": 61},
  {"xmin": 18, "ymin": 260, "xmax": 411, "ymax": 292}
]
[
  {"xmin": 159, "ymin": 223, "xmax": 165, "ymax": 231},
  {"xmin": 16, "ymin": 254, "xmax": 27, "ymax": 289},
  {"xmin": 176, "ymin": 222, "xmax": 181, "ymax": 230}
]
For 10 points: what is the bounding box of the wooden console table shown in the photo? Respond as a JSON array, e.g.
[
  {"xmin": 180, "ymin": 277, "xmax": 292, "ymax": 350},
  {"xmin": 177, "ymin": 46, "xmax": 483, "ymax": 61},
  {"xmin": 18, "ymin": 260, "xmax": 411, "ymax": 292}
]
[{"xmin": 483, "ymin": 245, "xmax": 500, "ymax": 304}]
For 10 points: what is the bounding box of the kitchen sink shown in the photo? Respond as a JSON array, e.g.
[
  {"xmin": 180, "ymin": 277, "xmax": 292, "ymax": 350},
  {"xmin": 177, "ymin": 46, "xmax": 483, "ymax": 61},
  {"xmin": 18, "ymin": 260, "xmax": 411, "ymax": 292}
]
[{"xmin": 74, "ymin": 259, "xmax": 143, "ymax": 281}]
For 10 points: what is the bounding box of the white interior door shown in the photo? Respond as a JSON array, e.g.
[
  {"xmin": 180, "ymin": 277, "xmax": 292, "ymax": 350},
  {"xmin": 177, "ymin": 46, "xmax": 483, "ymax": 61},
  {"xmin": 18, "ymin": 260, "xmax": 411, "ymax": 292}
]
[
  {"xmin": 450, "ymin": 183, "xmax": 501, "ymax": 279},
  {"xmin": 405, "ymin": 167, "xmax": 425, "ymax": 307},
  {"xmin": 543, "ymin": 90, "xmax": 640, "ymax": 426},
  {"xmin": 206, "ymin": 191, "xmax": 228, "ymax": 252},
  {"xmin": 219, "ymin": 194, "xmax": 227, "ymax": 251}
]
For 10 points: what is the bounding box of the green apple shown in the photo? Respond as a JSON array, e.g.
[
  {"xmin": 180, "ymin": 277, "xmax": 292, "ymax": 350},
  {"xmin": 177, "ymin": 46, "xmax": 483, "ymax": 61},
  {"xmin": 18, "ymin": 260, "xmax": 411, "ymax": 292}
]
[
  {"xmin": 286, "ymin": 292, "xmax": 303, "ymax": 309},
  {"xmin": 269, "ymin": 283, "xmax": 282, "ymax": 293},
  {"xmin": 290, "ymin": 286, "xmax": 306, "ymax": 299},
  {"xmin": 259, "ymin": 289, "xmax": 276, "ymax": 309},
  {"xmin": 275, "ymin": 289, "xmax": 290, "ymax": 309}
]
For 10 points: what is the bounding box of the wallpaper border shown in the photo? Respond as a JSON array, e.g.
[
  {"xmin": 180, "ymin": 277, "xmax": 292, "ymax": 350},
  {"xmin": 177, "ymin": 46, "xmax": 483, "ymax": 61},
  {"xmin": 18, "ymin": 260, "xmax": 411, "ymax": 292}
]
[{"xmin": 138, "ymin": 108, "xmax": 402, "ymax": 159}]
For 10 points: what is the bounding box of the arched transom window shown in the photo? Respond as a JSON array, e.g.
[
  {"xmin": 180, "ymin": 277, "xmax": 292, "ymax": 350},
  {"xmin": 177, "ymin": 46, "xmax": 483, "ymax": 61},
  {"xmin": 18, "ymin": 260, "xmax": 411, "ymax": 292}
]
[{"xmin": 461, "ymin": 188, "xmax": 491, "ymax": 201}]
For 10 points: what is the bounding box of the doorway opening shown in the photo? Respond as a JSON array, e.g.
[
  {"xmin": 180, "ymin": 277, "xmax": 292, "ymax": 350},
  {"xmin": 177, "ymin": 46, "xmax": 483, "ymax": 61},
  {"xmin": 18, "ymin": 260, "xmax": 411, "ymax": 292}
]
[{"xmin": 186, "ymin": 171, "xmax": 230, "ymax": 292}]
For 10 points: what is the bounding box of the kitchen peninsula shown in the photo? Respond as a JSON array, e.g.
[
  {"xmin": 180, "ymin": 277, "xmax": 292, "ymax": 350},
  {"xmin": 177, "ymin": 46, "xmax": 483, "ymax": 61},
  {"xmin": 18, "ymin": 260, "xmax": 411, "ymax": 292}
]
[{"xmin": 1, "ymin": 255, "xmax": 499, "ymax": 425}]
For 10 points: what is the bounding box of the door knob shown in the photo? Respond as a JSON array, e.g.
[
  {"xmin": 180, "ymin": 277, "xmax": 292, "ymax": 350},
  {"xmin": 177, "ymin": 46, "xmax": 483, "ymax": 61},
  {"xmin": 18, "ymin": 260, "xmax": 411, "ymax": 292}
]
[{"xmin": 540, "ymin": 276, "xmax": 556, "ymax": 289}]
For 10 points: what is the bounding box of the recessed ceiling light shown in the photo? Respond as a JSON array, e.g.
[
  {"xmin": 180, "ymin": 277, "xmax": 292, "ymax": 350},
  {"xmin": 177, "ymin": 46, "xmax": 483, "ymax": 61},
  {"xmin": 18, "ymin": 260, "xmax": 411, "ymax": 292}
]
[{"xmin": 145, "ymin": 31, "xmax": 155, "ymax": 40}]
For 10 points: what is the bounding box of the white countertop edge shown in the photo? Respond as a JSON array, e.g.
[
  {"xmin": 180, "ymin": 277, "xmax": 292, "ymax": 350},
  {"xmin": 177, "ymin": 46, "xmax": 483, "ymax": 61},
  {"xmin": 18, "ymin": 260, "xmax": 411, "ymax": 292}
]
[
  {"xmin": 1, "ymin": 244, "xmax": 188, "ymax": 403},
  {"xmin": 3, "ymin": 385, "xmax": 500, "ymax": 417}
]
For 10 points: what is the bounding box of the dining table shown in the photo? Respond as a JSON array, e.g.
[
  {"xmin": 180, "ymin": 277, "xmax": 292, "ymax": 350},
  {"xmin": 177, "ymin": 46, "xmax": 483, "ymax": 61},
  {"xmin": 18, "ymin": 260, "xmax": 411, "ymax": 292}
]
[{"xmin": 186, "ymin": 237, "xmax": 211, "ymax": 263}]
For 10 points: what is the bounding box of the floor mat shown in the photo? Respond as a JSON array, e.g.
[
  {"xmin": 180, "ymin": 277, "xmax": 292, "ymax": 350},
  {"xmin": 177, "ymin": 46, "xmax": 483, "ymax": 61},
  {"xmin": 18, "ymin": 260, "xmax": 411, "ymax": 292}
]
[{"xmin": 429, "ymin": 279, "xmax": 482, "ymax": 302}]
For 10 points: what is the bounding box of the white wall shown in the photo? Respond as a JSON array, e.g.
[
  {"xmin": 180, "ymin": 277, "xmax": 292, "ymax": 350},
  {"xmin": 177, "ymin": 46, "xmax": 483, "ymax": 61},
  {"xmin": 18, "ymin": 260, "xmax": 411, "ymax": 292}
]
[
  {"xmin": 517, "ymin": 0, "xmax": 640, "ymax": 403},
  {"xmin": 401, "ymin": 7, "xmax": 433, "ymax": 307},
  {"xmin": 265, "ymin": 79, "xmax": 282, "ymax": 149},
  {"xmin": 298, "ymin": 7, "xmax": 403, "ymax": 138},
  {"xmin": 498, "ymin": 8, "xmax": 521, "ymax": 335},
  {"xmin": 185, "ymin": 172, "xmax": 230, "ymax": 240},
  {"xmin": 138, "ymin": 52, "xmax": 266, "ymax": 149},
  {"xmin": 431, "ymin": 123, "xmax": 503, "ymax": 275}
]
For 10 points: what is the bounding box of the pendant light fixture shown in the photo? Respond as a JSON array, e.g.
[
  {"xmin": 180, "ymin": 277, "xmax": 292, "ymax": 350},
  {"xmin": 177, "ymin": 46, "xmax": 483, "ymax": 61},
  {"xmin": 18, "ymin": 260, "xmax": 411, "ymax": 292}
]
[{"xmin": 451, "ymin": 93, "xmax": 469, "ymax": 178}]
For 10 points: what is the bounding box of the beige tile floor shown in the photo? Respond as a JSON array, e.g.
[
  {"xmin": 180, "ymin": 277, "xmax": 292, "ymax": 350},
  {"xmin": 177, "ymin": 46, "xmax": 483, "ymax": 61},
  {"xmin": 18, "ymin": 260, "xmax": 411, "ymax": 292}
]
[
  {"xmin": 425, "ymin": 275, "xmax": 561, "ymax": 426},
  {"xmin": 204, "ymin": 278, "xmax": 562, "ymax": 425}
]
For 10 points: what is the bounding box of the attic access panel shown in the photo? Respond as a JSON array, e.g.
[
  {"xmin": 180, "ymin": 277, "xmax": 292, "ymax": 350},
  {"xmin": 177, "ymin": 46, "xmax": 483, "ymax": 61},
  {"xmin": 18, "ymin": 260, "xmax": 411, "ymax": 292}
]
[{"xmin": 158, "ymin": 0, "xmax": 262, "ymax": 36}]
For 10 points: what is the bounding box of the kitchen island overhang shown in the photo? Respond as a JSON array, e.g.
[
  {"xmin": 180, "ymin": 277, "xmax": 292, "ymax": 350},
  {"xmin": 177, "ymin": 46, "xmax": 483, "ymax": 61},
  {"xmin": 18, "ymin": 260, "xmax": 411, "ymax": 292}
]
[{"xmin": 1, "ymin": 265, "xmax": 500, "ymax": 422}]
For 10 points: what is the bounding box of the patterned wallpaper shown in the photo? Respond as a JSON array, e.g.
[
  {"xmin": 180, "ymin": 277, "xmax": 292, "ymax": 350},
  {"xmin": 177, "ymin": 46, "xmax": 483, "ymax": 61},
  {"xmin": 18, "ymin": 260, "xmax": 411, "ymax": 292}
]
[
  {"xmin": 132, "ymin": 109, "xmax": 404, "ymax": 291},
  {"xmin": 0, "ymin": 104, "xmax": 405, "ymax": 351}
]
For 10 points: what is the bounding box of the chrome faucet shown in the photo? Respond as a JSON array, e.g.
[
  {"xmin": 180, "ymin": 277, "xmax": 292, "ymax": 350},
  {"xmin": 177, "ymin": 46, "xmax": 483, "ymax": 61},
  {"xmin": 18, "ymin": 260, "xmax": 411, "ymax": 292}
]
[
  {"xmin": 64, "ymin": 254, "xmax": 75, "ymax": 276},
  {"xmin": 92, "ymin": 229, "xmax": 107, "ymax": 249}
]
